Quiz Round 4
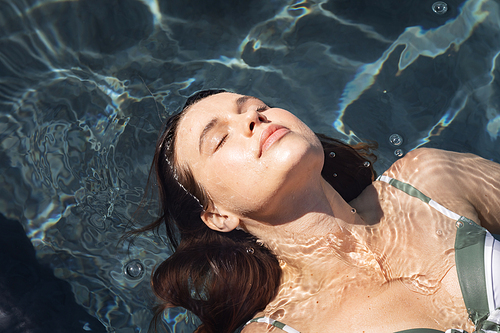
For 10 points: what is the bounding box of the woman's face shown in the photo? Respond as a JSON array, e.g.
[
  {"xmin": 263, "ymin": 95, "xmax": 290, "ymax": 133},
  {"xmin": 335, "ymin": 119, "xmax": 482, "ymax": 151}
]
[{"xmin": 175, "ymin": 92, "xmax": 324, "ymax": 222}]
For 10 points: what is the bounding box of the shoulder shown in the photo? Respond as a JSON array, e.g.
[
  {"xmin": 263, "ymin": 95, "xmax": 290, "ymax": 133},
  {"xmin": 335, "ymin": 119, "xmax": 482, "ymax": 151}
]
[
  {"xmin": 382, "ymin": 148, "xmax": 484, "ymax": 206},
  {"xmin": 393, "ymin": 147, "xmax": 473, "ymax": 166},
  {"xmin": 385, "ymin": 148, "xmax": 478, "ymax": 182},
  {"xmin": 241, "ymin": 322, "xmax": 282, "ymax": 333}
]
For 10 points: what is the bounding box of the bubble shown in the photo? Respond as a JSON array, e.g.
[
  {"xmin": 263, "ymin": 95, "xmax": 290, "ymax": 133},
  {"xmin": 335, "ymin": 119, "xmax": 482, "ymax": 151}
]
[
  {"xmin": 436, "ymin": 230, "xmax": 443, "ymax": 235},
  {"xmin": 363, "ymin": 161, "xmax": 371, "ymax": 167},
  {"xmin": 246, "ymin": 247, "xmax": 255, "ymax": 254},
  {"xmin": 333, "ymin": 173, "xmax": 338, "ymax": 177},
  {"xmin": 394, "ymin": 149, "xmax": 404, "ymax": 157},
  {"xmin": 432, "ymin": 1, "xmax": 448, "ymax": 14},
  {"xmin": 124, "ymin": 260, "xmax": 145, "ymax": 279},
  {"xmin": 329, "ymin": 151, "xmax": 336, "ymax": 158},
  {"xmin": 389, "ymin": 134, "xmax": 403, "ymax": 146}
]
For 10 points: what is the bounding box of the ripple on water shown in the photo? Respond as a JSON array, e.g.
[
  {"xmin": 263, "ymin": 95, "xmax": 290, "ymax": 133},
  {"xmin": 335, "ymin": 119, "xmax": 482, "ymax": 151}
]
[{"xmin": 1, "ymin": 0, "xmax": 500, "ymax": 331}]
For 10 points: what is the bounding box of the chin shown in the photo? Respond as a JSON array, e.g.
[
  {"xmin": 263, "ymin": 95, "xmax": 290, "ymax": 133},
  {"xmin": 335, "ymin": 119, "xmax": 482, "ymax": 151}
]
[{"xmin": 270, "ymin": 134, "xmax": 324, "ymax": 182}]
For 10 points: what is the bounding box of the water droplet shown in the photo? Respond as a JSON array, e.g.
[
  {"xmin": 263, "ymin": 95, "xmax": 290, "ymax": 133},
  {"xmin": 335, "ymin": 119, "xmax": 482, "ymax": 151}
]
[
  {"xmin": 389, "ymin": 134, "xmax": 403, "ymax": 146},
  {"xmin": 124, "ymin": 260, "xmax": 145, "ymax": 279},
  {"xmin": 333, "ymin": 173, "xmax": 338, "ymax": 177},
  {"xmin": 436, "ymin": 230, "xmax": 443, "ymax": 235},
  {"xmin": 394, "ymin": 149, "xmax": 404, "ymax": 157},
  {"xmin": 363, "ymin": 161, "xmax": 371, "ymax": 167},
  {"xmin": 456, "ymin": 221, "xmax": 463, "ymax": 228},
  {"xmin": 246, "ymin": 247, "xmax": 255, "ymax": 254},
  {"xmin": 432, "ymin": 1, "xmax": 448, "ymax": 14},
  {"xmin": 329, "ymin": 151, "xmax": 336, "ymax": 158}
]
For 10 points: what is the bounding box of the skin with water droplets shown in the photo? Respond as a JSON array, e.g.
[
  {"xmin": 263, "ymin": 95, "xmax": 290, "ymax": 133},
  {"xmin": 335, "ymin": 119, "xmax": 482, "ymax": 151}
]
[{"xmin": 244, "ymin": 149, "xmax": 499, "ymax": 333}]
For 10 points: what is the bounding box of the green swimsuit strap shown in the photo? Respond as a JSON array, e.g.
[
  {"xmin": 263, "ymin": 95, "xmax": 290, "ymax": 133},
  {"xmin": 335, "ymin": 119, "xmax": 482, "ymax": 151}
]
[
  {"xmin": 245, "ymin": 317, "xmax": 449, "ymax": 333},
  {"xmin": 243, "ymin": 176, "xmax": 493, "ymax": 333},
  {"xmin": 245, "ymin": 317, "xmax": 301, "ymax": 333},
  {"xmin": 377, "ymin": 175, "xmax": 490, "ymax": 326}
]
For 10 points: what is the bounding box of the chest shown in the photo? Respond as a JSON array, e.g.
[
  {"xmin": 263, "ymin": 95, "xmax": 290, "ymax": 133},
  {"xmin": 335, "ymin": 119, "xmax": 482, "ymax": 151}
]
[
  {"xmin": 262, "ymin": 264, "xmax": 471, "ymax": 333},
  {"xmin": 348, "ymin": 179, "xmax": 484, "ymax": 287},
  {"xmin": 260, "ymin": 184, "xmax": 478, "ymax": 332}
]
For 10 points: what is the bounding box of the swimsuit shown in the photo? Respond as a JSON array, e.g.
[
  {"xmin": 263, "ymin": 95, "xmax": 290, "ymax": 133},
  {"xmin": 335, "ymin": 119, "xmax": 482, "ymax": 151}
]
[{"xmin": 243, "ymin": 176, "xmax": 500, "ymax": 333}]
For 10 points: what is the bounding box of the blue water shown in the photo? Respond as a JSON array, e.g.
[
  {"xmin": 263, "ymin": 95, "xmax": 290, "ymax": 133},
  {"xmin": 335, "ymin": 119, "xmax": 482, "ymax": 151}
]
[{"xmin": 1, "ymin": 0, "xmax": 500, "ymax": 331}]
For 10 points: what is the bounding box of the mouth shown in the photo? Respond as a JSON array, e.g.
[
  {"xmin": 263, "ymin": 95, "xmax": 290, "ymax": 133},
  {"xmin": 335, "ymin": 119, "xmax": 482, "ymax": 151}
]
[{"xmin": 259, "ymin": 124, "xmax": 290, "ymax": 157}]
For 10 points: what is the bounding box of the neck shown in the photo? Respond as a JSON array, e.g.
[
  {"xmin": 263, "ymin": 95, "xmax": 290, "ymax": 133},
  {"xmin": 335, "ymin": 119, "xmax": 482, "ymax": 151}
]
[{"xmin": 242, "ymin": 179, "xmax": 374, "ymax": 274}]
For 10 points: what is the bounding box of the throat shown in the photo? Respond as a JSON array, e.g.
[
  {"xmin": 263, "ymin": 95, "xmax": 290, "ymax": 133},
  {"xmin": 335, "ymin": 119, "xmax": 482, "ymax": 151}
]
[
  {"xmin": 263, "ymin": 226, "xmax": 385, "ymax": 280},
  {"xmin": 262, "ymin": 231, "xmax": 389, "ymax": 318}
]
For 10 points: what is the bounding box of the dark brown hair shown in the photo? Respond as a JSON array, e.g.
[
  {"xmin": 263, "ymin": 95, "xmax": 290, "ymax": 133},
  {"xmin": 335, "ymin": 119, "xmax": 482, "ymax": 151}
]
[{"xmin": 137, "ymin": 90, "xmax": 377, "ymax": 333}]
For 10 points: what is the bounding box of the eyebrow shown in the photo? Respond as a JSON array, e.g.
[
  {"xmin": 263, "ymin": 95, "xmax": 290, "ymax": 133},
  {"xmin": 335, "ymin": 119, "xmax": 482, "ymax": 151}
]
[
  {"xmin": 199, "ymin": 117, "xmax": 219, "ymax": 153},
  {"xmin": 236, "ymin": 95, "xmax": 254, "ymax": 107},
  {"xmin": 237, "ymin": 95, "xmax": 263, "ymax": 110}
]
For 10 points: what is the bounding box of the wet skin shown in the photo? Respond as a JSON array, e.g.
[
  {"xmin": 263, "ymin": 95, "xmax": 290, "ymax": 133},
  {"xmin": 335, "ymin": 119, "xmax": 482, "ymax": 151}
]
[{"xmin": 174, "ymin": 93, "xmax": 500, "ymax": 332}]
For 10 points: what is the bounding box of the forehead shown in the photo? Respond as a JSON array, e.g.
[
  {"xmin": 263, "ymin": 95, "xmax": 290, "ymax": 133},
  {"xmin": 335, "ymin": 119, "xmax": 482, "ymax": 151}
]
[
  {"xmin": 174, "ymin": 92, "xmax": 243, "ymax": 160},
  {"xmin": 178, "ymin": 92, "xmax": 242, "ymax": 136},
  {"xmin": 183, "ymin": 92, "xmax": 243, "ymax": 122}
]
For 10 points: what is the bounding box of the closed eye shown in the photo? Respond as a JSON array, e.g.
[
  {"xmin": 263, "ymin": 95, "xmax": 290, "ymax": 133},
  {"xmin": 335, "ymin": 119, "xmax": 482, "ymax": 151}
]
[
  {"xmin": 215, "ymin": 134, "xmax": 228, "ymax": 152},
  {"xmin": 256, "ymin": 105, "xmax": 269, "ymax": 112}
]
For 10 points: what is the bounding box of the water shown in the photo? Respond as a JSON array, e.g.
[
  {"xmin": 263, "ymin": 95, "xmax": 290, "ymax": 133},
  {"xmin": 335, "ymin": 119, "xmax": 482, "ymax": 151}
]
[{"xmin": 1, "ymin": 0, "xmax": 500, "ymax": 331}]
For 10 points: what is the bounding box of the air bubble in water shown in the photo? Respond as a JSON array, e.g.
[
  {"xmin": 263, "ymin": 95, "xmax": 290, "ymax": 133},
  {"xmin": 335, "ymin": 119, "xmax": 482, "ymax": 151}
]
[
  {"xmin": 432, "ymin": 1, "xmax": 448, "ymax": 14},
  {"xmin": 394, "ymin": 149, "xmax": 404, "ymax": 157},
  {"xmin": 389, "ymin": 134, "xmax": 403, "ymax": 146},
  {"xmin": 124, "ymin": 260, "xmax": 145, "ymax": 279}
]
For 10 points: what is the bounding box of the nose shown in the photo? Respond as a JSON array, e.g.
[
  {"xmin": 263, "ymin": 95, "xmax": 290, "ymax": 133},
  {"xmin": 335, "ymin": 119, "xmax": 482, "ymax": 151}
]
[{"xmin": 244, "ymin": 110, "xmax": 268, "ymax": 134}]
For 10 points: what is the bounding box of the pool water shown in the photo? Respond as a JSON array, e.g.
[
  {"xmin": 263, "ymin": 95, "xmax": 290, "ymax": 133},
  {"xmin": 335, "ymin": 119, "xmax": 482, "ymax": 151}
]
[{"xmin": 1, "ymin": 0, "xmax": 500, "ymax": 331}]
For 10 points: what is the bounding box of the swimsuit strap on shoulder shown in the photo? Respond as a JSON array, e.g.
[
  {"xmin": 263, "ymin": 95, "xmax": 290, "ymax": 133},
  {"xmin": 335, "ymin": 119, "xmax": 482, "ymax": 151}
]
[
  {"xmin": 245, "ymin": 317, "xmax": 301, "ymax": 333},
  {"xmin": 376, "ymin": 175, "xmax": 493, "ymax": 325},
  {"xmin": 376, "ymin": 175, "xmax": 461, "ymax": 220}
]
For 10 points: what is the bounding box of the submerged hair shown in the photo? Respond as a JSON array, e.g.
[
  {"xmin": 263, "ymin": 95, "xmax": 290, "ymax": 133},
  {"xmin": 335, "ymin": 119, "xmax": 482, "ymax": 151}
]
[{"xmin": 135, "ymin": 89, "xmax": 377, "ymax": 333}]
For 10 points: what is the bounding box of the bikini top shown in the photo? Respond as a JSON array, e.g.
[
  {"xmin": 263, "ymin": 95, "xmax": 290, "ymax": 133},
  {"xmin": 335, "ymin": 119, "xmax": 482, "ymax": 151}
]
[{"xmin": 241, "ymin": 176, "xmax": 500, "ymax": 333}]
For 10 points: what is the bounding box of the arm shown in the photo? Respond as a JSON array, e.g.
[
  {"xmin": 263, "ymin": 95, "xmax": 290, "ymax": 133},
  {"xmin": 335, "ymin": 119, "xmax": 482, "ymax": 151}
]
[{"xmin": 454, "ymin": 150, "xmax": 500, "ymax": 234}]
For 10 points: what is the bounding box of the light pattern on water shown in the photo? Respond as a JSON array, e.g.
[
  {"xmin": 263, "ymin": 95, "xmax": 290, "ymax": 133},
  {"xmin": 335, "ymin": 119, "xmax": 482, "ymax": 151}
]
[
  {"xmin": 1, "ymin": 0, "xmax": 500, "ymax": 331},
  {"xmin": 336, "ymin": 0, "xmax": 491, "ymax": 135}
]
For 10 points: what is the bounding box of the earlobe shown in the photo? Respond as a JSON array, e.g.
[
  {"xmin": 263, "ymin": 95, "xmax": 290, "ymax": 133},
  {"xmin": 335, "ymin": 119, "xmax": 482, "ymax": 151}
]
[{"xmin": 200, "ymin": 209, "xmax": 241, "ymax": 232}]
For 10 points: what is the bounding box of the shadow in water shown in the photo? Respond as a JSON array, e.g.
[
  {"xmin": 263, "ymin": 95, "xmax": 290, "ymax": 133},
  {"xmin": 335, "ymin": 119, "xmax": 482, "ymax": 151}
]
[{"xmin": 0, "ymin": 214, "xmax": 106, "ymax": 333}]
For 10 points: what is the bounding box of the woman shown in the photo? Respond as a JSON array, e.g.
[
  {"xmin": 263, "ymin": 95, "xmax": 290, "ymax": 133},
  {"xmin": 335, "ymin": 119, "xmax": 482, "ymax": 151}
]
[{"xmin": 139, "ymin": 89, "xmax": 500, "ymax": 333}]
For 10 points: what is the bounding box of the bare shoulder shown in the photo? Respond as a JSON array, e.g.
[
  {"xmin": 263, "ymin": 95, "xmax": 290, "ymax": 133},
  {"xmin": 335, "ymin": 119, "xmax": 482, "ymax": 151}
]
[
  {"xmin": 383, "ymin": 148, "xmax": 500, "ymax": 233},
  {"xmin": 389, "ymin": 148, "xmax": 475, "ymax": 170},
  {"xmin": 385, "ymin": 148, "xmax": 481, "ymax": 184}
]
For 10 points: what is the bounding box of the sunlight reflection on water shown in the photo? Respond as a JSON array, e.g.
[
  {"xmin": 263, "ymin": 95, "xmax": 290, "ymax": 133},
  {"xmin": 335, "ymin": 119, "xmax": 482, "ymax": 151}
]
[{"xmin": 1, "ymin": 0, "xmax": 500, "ymax": 331}]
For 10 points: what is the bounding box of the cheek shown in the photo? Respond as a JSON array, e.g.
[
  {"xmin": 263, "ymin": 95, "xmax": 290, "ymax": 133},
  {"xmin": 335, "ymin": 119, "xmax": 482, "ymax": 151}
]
[{"xmin": 199, "ymin": 150, "xmax": 258, "ymax": 200}]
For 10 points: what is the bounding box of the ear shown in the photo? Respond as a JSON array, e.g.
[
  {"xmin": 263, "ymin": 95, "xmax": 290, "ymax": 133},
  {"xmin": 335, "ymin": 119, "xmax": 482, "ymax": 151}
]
[{"xmin": 200, "ymin": 207, "xmax": 241, "ymax": 232}]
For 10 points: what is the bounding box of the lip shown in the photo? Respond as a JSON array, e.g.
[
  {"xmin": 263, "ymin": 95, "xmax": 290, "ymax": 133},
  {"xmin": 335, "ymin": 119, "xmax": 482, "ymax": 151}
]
[{"xmin": 259, "ymin": 124, "xmax": 290, "ymax": 157}]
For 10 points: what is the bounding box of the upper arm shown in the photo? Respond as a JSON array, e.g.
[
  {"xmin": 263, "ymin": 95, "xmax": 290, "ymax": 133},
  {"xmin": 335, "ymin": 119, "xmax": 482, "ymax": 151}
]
[
  {"xmin": 452, "ymin": 151, "xmax": 500, "ymax": 234},
  {"xmin": 386, "ymin": 148, "xmax": 500, "ymax": 234}
]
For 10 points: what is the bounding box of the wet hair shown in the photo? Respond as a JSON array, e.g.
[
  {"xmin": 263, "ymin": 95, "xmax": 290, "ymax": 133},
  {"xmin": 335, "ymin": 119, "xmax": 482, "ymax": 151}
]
[{"xmin": 137, "ymin": 89, "xmax": 377, "ymax": 333}]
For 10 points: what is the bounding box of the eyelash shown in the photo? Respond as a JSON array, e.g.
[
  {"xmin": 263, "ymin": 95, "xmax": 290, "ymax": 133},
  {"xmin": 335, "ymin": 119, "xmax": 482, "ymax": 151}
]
[
  {"xmin": 215, "ymin": 134, "xmax": 228, "ymax": 151},
  {"xmin": 256, "ymin": 105, "xmax": 268, "ymax": 112}
]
